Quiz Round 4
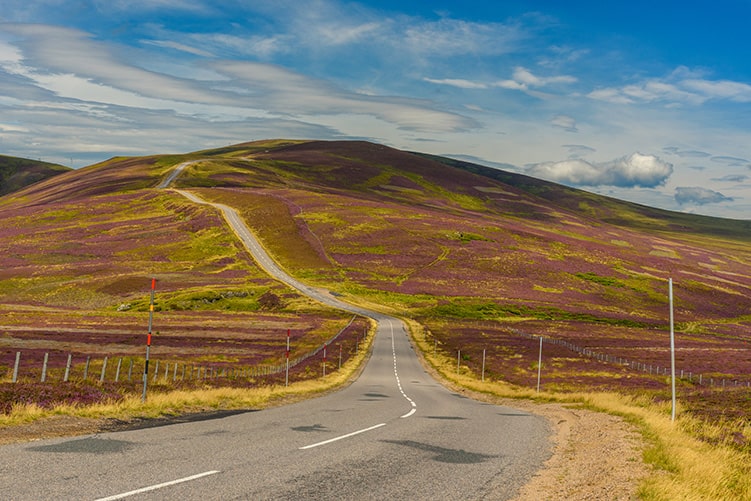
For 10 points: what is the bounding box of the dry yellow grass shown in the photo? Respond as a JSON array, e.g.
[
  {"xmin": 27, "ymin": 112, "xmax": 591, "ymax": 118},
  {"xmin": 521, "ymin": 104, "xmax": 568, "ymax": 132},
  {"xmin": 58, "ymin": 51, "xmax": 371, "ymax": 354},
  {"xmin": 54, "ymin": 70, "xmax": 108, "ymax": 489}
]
[
  {"xmin": 407, "ymin": 318, "xmax": 751, "ymax": 501},
  {"xmin": 0, "ymin": 321, "xmax": 376, "ymax": 429},
  {"xmin": 5, "ymin": 316, "xmax": 751, "ymax": 499}
]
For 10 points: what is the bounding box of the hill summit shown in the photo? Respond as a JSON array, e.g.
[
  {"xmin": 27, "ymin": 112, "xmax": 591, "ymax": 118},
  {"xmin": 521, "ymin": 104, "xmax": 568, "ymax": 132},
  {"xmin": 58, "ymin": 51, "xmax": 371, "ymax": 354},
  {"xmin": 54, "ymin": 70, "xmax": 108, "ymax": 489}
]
[{"xmin": 0, "ymin": 155, "xmax": 70, "ymax": 196}]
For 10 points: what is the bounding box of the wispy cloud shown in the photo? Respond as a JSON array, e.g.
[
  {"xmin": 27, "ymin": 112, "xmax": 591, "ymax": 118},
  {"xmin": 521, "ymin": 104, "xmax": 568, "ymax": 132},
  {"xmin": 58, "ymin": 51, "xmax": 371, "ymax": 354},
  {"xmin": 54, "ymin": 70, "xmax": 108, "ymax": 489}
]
[
  {"xmin": 0, "ymin": 23, "xmax": 477, "ymax": 135},
  {"xmin": 562, "ymin": 144, "xmax": 596, "ymax": 158},
  {"xmin": 550, "ymin": 115, "xmax": 577, "ymax": 132},
  {"xmin": 710, "ymin": 156, "xmax": 750, "ymax": 166},
  {"xmin": 403, "ymin": 18, "xmax": 528, "ymax": 57},
  {"xmin": 587, "ymin": 67, "xmax": 751, "ymax": 106},
  {"xmin": 675, "ymin": 187, "xmax": 733, "ymax": 205},
  {"xmin": 423, "ymin": 78, "xmax": 489, "ymax": 89},
  {"xmin": 424, "ymin": 67, "xmax": 576, "ymax": 97},
  {"xmin": 712, "ymin": 174, "xmax": 749, "ymax": 183}
]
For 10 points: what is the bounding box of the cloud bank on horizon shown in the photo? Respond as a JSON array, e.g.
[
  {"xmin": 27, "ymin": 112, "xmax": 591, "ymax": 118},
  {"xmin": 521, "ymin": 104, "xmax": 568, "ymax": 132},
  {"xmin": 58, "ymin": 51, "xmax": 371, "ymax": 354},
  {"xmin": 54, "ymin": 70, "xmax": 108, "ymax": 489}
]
[{"xmin": 0, "ymin": 0, "xmax": 749, "ymax": 219}]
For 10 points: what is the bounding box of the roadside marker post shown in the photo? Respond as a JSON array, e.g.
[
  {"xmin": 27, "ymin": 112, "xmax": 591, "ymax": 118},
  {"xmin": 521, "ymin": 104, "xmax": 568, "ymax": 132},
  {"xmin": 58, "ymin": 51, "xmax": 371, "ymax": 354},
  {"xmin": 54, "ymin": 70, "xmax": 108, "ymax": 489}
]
[
  {"xmin": 285, "ymin": 329, "xmax": 290, "ymax": 387},
  {"xmin": 142, "ymin": 278, "xmax": 156, "ymax": 402},
  {"xmin": 323, "ymin": 344, "xmax": 327, "ymax": 377},
  {"xmin": 669, "ymin": 278, "xmax": 677, "ymax": 422},
  {"xmin": 536, "ymin": 337, "xmax": 543, "ymax": 393}
]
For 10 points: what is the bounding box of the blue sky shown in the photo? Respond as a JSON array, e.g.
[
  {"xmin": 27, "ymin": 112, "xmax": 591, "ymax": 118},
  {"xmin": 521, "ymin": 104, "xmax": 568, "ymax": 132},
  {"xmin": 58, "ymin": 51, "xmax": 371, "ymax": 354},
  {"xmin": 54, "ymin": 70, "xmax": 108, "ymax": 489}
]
[{"xmin": 1, "ymin": 1, "xmax": 750, "ymax": 219}]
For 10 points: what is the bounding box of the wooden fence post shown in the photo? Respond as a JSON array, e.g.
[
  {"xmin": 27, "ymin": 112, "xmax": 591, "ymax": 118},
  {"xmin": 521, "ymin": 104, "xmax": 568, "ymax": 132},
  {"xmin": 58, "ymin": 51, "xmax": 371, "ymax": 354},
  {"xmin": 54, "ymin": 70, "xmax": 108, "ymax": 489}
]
[
  {"xmin": 64, "ymin": 354, "xmax": 72, "ymax": 382},
  {"xmin": 41, "ymin": 353, "xmax": 49, "ymax": 382},
  {"xmin": 12, "ymin": 351, "xmax": 20, "ymax": 383},
  {"xmin": 100, "ymin": 357, "xmax": 108, "ymax": 383}
]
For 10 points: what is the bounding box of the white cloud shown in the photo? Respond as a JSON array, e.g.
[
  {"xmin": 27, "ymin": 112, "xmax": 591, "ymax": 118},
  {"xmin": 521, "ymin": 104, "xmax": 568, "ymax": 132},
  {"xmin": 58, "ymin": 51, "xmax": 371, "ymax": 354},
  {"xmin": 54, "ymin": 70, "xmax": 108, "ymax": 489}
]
[
  {"xmin": 404, "ymin": 18, "xmax": 527, "ymax": 57},
  {"xmin": 211, "ymin": 61, "xmax": 477, "ymax": 132},
  {"xmin": 0, "ymin": 122, "xmax": 29, "ymax": 132},
  {"xmin": 587, "ymin": 87, "xmax": 634, "ymax": 104},
  {"xmin": 0, "ymin": 23, "xmax": 477, "ymax": 135},
  {"xmin": 527, "ymin": 153, "xmax": 673, "ymax": 188},
  {"xmin": 527, "ymin": 158, "xmax": 603, "ymax": 185},
  {"xmin": 493, "ymin": 66, "xmax": 576, "ymax": 94},
  {"xmin": 682, "ymin": 79, "xmax": 751, "ymax": 102},
  {"xmin": 586, "ymin": 68, "xmax": 751, "ymax": 107},
  {"xmin": 141, "ymin": 39, "xmax": 214, "ymax": 57},
  {"xmin": 423, "ymin": 78, "xmax": 488, "ymax": 89},
  {"xmin": 512, "ymin": 67, "xmax": 576, "ymax": 86},
  {"xmin": 93, "ymin": 0, "xmax": 209, "ymax": 13},
  {"xmin": 550, "ymin": 115, "xmax": 577, "ymax": 132},
  {"xmin": 675, "ymin": 187, "xmax": 733, "ymax": 205}
]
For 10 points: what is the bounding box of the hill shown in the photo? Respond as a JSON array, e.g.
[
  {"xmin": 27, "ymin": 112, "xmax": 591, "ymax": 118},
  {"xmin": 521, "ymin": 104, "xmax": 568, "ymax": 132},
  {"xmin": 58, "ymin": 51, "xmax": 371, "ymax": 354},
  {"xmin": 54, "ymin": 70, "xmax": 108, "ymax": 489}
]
[
  {"xmin": 0, "ymin": 155, "xmax": 71, "ymax": 196},
  {"xmin": 421, "ymin": 153, "xmax": 751, "ymax": 240},
  {"xmin": 1, "ymin": 139, "xmax": 751, "ymax": 419}
]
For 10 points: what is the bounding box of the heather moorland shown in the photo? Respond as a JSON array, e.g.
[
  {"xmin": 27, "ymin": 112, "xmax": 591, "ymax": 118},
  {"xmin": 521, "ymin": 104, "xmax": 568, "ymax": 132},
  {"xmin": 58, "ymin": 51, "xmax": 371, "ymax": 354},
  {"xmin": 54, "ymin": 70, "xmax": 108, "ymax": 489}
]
[{"xmin": 2, "ymin": 140, "xmax": 751, "ymax": 498}]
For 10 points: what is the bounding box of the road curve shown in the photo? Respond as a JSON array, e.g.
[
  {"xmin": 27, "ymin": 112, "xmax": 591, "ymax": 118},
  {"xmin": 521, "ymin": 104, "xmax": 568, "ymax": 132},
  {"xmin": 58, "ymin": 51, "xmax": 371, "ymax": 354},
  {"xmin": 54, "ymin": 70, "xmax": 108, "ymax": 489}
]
[{"xmin": 0, "ymin": 175, "xmax": 552, "ymax": 500}]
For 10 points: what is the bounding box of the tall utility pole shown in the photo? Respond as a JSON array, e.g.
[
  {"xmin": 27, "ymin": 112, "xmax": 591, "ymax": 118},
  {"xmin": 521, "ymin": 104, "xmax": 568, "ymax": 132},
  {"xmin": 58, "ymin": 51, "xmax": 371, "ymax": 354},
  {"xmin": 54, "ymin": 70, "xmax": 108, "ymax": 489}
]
[
  {"xmin": 669, "ymin": 278, "xmax": 677, "ymax": 422},
  {"xmin": 536, "ymin": 337, "xmax": 543, "ymax": 392},
  {"xmin": 142, "ymin": 278, "xmax": 156, "ymax": 402},
  {"xmin": 285, "ymin": 329, "xmax": 290, "ymax": 387}
]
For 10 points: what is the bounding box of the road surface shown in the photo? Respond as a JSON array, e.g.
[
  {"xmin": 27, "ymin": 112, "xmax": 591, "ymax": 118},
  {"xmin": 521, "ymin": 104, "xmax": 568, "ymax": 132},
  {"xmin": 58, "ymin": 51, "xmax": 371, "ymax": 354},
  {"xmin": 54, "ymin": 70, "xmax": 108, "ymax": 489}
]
[{"xmin": 0, "ymin": 173, "xmax": 551, "ymax": 500}]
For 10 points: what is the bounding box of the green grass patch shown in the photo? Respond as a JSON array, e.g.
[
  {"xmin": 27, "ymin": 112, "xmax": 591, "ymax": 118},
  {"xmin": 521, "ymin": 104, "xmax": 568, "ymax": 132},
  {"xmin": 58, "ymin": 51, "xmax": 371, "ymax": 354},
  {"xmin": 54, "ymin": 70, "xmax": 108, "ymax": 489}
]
[{"xmin": 575, "ymin": 272, "xmax": 626, "ymax": 288}]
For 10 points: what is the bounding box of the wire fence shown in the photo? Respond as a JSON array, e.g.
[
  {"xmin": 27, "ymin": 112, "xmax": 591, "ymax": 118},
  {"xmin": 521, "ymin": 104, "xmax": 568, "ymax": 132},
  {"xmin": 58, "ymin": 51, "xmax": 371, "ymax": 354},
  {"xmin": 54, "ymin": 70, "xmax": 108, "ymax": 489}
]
[
  {"xmin": 504, "ymin": 327, "xmax": 750, "ymax": 388},
  {"xmin": 3, "ymin": 316, "xmax": 363, "ymax": 385}
]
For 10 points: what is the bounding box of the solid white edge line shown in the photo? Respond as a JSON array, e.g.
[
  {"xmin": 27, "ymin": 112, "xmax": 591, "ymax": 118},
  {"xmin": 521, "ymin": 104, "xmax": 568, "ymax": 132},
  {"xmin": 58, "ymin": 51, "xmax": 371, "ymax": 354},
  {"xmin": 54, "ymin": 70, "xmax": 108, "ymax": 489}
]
[
  {"xmin": 95, "ymin": 470, "xmax": 220, "ymax": 501},
  {"xmin": 299, "ymin": 423, "xmax": 387, "ymax": 450}
]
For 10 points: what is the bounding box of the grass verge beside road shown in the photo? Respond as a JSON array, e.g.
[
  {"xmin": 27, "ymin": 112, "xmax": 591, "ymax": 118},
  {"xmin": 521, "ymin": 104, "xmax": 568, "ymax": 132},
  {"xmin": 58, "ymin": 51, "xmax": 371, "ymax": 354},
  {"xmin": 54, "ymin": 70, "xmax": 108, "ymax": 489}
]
[
  {"xmin": 0, "ymin": 322, "xmax": 376, "ymax": 440},
  {"xmin": 406, "ymin": 318, "xmax": 751, "ymax": 500}
]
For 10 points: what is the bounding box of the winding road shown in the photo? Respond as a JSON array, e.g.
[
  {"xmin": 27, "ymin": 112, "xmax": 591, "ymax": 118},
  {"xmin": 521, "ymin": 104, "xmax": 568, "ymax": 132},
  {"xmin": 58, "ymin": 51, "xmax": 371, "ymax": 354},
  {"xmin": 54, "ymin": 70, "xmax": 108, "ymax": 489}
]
[{"xmin": 0, "ymin": 164, "xmax": 551, "ymax": 499}]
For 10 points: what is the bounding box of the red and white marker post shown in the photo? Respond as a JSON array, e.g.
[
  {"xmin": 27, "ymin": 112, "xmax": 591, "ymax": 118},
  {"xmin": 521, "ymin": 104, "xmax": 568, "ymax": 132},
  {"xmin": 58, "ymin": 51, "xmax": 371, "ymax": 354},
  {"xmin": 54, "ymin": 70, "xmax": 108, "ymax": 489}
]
[{"xmin": 141, "ymin": 278, "xmax": 156, "ymax": 402}]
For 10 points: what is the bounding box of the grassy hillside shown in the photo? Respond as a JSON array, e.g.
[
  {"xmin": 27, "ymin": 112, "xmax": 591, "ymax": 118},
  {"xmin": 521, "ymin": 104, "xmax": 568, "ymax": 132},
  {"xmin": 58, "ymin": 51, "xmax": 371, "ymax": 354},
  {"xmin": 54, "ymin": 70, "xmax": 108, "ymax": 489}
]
[
  {"xmin": 170, "ymin": 140, "xmax": 751, "ymax": 417},
  {"xmin": 2, "ymin": 139, "xmax": 751, "ymax": 422},
  {"xmin": 423, "ymin": 153, "xmax": 751, "ymax": 240},
  {"xmin": 0, "ymin": 147, "xmax": 357, "ymax": 391},
  {"xmin": 0, "ymin": 155, "xmax": 71, "ymax": 196},
  {"xmin": 3, "ymin": 139, "xmax": 751, "ymax": 499}
]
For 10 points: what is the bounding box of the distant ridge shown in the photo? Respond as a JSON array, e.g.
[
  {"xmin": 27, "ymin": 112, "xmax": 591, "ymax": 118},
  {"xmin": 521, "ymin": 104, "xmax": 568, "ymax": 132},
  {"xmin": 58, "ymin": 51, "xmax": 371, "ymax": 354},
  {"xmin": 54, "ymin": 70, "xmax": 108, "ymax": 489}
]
[
  {"xmin": 419, "ymin": 152, "xmax": 751, "ymax": 241},
  {"xmin": 0, "ymin": 155, "xmax": 71, "ymax": 196}
]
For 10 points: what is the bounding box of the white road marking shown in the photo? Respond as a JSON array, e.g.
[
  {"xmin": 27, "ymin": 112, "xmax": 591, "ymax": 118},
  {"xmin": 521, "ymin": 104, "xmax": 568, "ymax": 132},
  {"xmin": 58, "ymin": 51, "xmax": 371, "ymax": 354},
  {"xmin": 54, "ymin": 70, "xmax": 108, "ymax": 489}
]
[
  {"xmin": 401, "ymin": 408, "xmax": 417, "ymax": 418},
  {"xmin": 388, "ymin": 320, "xmax": 416, "ymax": 418},
  {"xmin": 299, "ymin": 423, "xmax": 387, "ymax": 450},
  {"xmin": 95, "ymin": 471, "xmax": 220, "ymax": 501}
]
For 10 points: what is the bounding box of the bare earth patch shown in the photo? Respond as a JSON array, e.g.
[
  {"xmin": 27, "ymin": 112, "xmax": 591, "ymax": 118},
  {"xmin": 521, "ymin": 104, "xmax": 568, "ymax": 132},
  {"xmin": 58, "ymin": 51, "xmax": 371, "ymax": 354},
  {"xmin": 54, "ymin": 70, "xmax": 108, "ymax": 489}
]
[
  {"xmin": 507, "ymin": 399, "xmax": 648, "ymax": 501},
  {"xmin": 0, "ymin": 415, "xmax": 102, "ymax": 445}
]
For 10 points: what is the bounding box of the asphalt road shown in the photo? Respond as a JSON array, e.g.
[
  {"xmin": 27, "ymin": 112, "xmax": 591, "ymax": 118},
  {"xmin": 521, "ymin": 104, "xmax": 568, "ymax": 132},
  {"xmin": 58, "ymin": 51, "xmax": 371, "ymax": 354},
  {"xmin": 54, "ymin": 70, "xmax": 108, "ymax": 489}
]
[{"xmin": 0, "ymin": 183, "xmax": 552, "ymax": 500}]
